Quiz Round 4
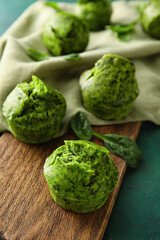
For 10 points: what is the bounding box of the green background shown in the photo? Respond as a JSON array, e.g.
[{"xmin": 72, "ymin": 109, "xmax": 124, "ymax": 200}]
[{"xmin": 1, "ymin": 1, "xmax": 160, "ymax": 240}]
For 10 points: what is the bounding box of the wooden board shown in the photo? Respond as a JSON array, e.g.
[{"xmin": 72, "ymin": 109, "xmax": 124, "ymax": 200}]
[{"xmin": 0, "ymin": 121, "xmax": 142, "ymax": 240}]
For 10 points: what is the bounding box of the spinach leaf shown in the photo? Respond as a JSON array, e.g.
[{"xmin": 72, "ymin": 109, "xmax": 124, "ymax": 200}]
[
  {"xmin": 45, "ymin": 2, "xmax": 62, "ymax": 12},
  {"xmin": 71, "ymin": 111, "xmax": 142, "ymax": 168},
  {"xmin": 107, "ymin": 23, "xmax": 135, "ymax": 33},
  {"xmin": 106, "ymin": 20, "xmax": 138, "ymax": 42},
  {"xmin": 71, "ymin": 111, "xmax": 92, "ymax": 140},
  {"xmin": 93, "ymin": 131, "xmax": 142, "ymax": 168},
  {"xmin": 27, "ymin": 48, "xmax": 50, "ymax": 61},
  {"xmin": 64, "ymin": 53, "xmax": 81, "ymax": 61},
  {"xmin": 117, "ymin": 31, "xmax": 132, "ymax": 42}
]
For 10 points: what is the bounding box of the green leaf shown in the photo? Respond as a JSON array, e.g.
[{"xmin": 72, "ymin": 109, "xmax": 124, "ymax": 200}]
[
  {"xmin": 107, "ymin": 24, "xmax": 133, "ymax": 33},
  {"xmin": 71, "ymin": 112, "xmax": 142, "ymax": 168},
  {"xmin": 106, "ymin": 20, "xmax": 138, "ymax": 42},
  {"xmin": 107, "ymin": 20, "xmax": 137, "ymax": 33},
  {"xmin": 71, "ymin": 111, "xmax": 93, "ymax": 140},
  {"xmin": 64, "ymin": 53, "xmax": 81, "ymax": 61},
  {"xmin": 45, "ymin": 2, "xmax": 62, "ymax": 12},
  {"xmin": 117, "ymin": 31, "xmax": 132, "ymax": 42},
  {"xmin": 93, "ymin": 132, "xmax": 142, "ymax": 168},
  {"xmin": 27, "ymin": 48, "xmax": 50, "ymax": 61}
]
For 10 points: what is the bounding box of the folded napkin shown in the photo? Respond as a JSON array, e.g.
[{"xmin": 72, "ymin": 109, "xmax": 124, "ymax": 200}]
[{"xmin": 0, "ymin": 1, "xmax": 160, "ymax": 137}]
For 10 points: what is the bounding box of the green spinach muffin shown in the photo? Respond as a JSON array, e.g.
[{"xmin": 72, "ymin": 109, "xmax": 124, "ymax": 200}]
[
  {"xmin": 2, "ymin": 76, "xmax": 66, "ymax": 143},
  {"xmin": 75, "ymin": 0, "xmax": 112, "ymax": 31},
  {"xmin": 141, "ymin": 0, "xmax": 160, "ymax": 39},
  {"xmin": 79, "ymin": 54, "xmax": 139, "ymax": 120},
  {"xmin": 42, "ymin": 11, "xmax": 89, "ymax": 56},
  {"xmin": 44, "ymin": 140, "xmax": 118, "ymax": 213}
]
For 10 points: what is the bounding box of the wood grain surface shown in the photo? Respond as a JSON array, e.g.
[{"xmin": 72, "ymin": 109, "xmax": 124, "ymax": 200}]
[{"xmin": 0, "ymin": 121, "xmax": 142, "ymax": 240}]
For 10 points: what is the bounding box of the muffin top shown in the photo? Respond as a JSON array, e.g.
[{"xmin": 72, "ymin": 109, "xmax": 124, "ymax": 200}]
[
  {"xmin": 44, "ymin": 140, "xmax": 118, "ymax": 202},
  {"xmin": 80, "ymin": 54, "xmax": 139, "ymax": 108},
  {"xmin": 42, "ymin": 11, "xmax": 89, "ymax": 56},
  {"xmin": 75, "ymin": 0, "xmax": 112, "ymax": 31},
  {"xmin": 141, "ymin": 0, "xmax": 160, "ymax": 39},
  {"xmin": 3, "ymin": 76, "xmax": 66, "ymax": 130}
]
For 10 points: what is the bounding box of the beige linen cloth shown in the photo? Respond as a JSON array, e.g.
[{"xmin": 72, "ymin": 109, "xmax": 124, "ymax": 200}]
[{"xmin": 0, "ymin": 0, "xmax": 160, "ymax": 137}]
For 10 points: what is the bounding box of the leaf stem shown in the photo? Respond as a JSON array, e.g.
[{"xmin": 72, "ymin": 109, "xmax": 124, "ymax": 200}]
[{"xmin": 93, "ymin": 131, "xmax": 108, "ymax": 141}]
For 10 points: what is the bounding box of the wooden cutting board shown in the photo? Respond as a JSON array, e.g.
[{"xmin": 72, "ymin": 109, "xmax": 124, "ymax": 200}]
[{"xmin": 0, "ymin": 121, "xmax": 141, "ymax": 240}]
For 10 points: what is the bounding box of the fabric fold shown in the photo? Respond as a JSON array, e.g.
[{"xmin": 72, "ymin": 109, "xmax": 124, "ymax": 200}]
[{"xmin": 0, "ymin": 1, "xmax": 160, "ymax": 136}]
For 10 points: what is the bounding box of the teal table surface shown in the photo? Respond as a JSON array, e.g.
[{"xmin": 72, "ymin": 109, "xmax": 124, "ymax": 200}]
[{"xmin": 1, "ymin": 1, "xmax": 160, "ymax": 240}]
